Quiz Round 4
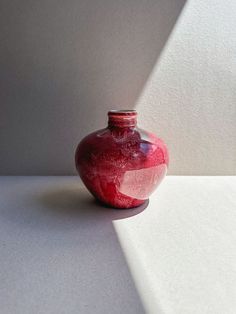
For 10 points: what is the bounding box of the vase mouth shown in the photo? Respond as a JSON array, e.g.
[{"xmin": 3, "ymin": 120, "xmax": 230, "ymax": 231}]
[{"xmin": 108, "ymin": 110, "xmax": 137, "ymax": 127}]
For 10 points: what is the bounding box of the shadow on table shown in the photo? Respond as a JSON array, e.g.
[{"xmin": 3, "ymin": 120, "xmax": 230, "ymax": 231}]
[
  {"xmin": 40, "ymin": 185, "xmax": 148, "ymax": 221},
  {"xmin": 38, "ymin": 185, "xmax": 148, "ymax": 313},
  {"xmin": 0, "ymin": 178, "xmax": 152, "ymax": 314}
]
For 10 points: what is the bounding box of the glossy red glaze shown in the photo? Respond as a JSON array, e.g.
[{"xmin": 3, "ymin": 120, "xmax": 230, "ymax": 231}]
[{"xmin": 75, "ymin": 110, "xmax": 169, "ymax": 208}]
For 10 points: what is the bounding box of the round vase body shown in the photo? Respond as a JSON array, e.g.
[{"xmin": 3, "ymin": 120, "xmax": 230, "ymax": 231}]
[{"xmin": 75, "ymin": 110, "xmax": 169, "ymax": 208}]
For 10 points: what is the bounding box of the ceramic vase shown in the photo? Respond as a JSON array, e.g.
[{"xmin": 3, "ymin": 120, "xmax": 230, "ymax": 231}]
[{"xmin": 75, "ymin": 110, "xmax": 169, "ymax": 208}]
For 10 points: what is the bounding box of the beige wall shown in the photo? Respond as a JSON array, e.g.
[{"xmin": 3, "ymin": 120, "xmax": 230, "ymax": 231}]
[
  {"xmin": 0, "ymin": 0, "xmax": 235, "ymax": 174},
  {"xmin": 136, "ymin": 0, "xmax": 236, "ymax": 175}
]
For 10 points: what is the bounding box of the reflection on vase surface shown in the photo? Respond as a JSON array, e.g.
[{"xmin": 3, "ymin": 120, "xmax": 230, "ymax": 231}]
[{"xmin": 75, "ymin": 110, "xmax": 169, "ymax": 208}]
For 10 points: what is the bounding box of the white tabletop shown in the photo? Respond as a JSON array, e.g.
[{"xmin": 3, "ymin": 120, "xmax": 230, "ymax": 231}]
[{"xmin": 0, "ymin": 176, "xmax": 236, "ymax": 314}]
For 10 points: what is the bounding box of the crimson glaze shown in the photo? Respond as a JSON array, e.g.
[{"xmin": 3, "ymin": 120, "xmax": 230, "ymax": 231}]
[{"xmin": 75, "ymin": 110, "xmax": 169, "ymax": 208}]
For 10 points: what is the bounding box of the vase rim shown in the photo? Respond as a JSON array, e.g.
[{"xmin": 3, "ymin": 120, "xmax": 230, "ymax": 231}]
[{"xmin": 108, "ymin": 110, "xmax": 137, "ymax": 116}]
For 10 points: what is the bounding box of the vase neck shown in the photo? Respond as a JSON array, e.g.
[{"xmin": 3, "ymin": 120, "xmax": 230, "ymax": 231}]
[{"xmin": 108, "ymin": 110, "xmax": 137, "ymax": 128}]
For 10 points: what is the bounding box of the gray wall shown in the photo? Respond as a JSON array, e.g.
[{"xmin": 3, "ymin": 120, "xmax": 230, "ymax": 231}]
[{"xmin": 0, "ymin": 0, "xmax": 235, "ymax": 175}]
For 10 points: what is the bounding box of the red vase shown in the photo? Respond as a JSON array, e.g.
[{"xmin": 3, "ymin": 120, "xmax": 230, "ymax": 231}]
[{"xmin": 75, "ymin": 110, "xmax": 169, "ymax": 209}]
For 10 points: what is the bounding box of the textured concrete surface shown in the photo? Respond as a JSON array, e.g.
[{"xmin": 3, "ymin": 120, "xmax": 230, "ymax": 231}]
[{"xmin": 0, "ymin": 176, "xmax": 236, "ymax": 313}]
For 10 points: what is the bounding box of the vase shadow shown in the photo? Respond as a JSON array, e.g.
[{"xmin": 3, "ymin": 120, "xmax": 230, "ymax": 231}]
[{"xmin": 39, "ymin": 185, "xmax": 148, "ymax": 222}]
